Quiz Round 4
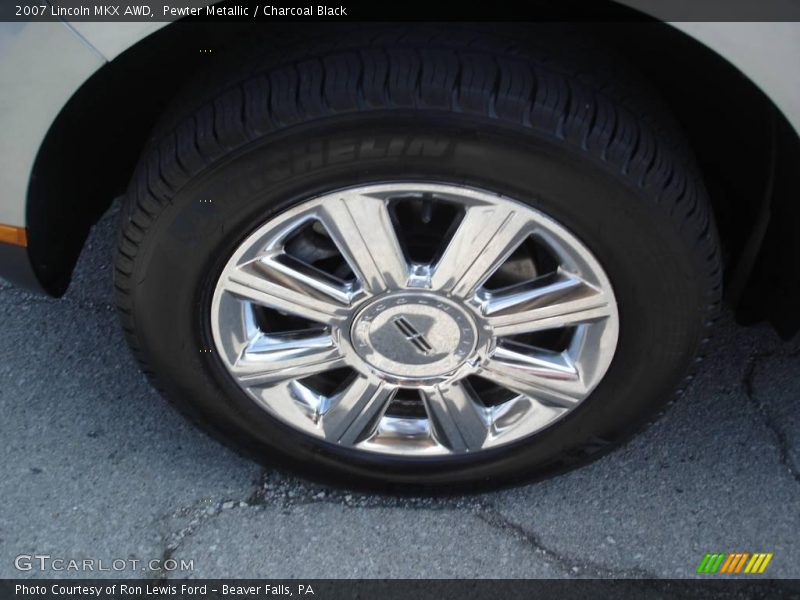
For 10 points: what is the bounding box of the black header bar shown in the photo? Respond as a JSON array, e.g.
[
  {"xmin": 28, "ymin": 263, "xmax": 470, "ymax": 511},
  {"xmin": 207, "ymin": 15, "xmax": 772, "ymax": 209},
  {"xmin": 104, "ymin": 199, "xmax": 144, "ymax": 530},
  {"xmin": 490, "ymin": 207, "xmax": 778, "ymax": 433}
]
[{"xmin": 3, "ymin": 0, "xmax": 800, "ymax": 23}]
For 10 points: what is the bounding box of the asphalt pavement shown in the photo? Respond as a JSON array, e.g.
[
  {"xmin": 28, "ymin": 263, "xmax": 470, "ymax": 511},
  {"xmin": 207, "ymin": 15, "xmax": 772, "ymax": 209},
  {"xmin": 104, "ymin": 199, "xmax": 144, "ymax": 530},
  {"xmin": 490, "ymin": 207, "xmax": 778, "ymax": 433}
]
[{"xmin": 1, "ymin": 203, "xmax": 798, "ymax": 579}]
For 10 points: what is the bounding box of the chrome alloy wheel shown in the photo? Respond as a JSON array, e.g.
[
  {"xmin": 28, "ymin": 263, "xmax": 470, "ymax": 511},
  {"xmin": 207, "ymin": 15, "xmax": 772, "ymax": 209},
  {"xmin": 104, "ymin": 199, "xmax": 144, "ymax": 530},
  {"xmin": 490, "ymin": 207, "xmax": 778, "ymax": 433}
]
[{"xmin": 210, "ymin": 183, "xmax": 619, "ymax": 457}]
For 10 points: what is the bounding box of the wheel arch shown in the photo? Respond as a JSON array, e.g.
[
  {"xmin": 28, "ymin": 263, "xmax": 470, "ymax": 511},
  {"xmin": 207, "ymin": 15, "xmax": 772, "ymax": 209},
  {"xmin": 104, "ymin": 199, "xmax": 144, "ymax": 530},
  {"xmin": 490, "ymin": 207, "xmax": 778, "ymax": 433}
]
[{"xmin": 22, "ymin": 17, "xmax": 800, "ymax": 335}]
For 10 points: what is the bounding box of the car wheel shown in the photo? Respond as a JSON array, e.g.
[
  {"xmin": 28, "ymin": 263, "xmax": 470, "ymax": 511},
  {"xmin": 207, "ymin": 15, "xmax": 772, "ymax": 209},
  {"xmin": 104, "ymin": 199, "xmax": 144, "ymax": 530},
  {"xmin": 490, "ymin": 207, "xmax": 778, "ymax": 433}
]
[{"xmin": 114, "ymin": 32, "xmax": 721, "ymax": 490}]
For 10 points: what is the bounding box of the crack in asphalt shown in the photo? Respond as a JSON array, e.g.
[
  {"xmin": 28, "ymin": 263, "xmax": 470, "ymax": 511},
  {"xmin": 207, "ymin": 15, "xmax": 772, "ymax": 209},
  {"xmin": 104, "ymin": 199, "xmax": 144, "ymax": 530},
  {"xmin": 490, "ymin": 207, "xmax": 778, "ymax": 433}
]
[
  {"xmin": 743, "ymin": 347, "xmax": 800, "ymax": 486},
  {"xmin": 475, "ymin": 507, "xmax": 659, "ymax": 579},
  {"xmin": 156, "ymin": 489, "xmax": 259, "ymax": 579},
  {"xmin": 154, "ymin": 469, "xmax": 494, "ymax": 579},
  {"xmin": 154, "ymin": 468, "xmax": 481, "ymax": 579},
  {"xmin": 155, "ymin": 469, "xmax": 657, "ymax": 579}
]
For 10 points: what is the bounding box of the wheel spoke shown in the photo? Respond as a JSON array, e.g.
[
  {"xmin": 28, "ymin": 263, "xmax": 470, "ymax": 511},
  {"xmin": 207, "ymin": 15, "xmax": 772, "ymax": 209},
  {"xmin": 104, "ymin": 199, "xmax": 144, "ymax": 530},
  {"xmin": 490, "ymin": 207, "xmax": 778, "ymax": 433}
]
[
  {"xmin": 489, "ymin": 394, "xmax": 570, "ymax": 439},
  {"xmin": 430, "ymin": 203, "xmax": 531, "ymax": 296},
  {"xmin": 422, "ymin": 383, "xmax": 489, "ymax": 453},
  {"xmin": 232, "ymin": 331, "xmax": 346, "ymax": 386},
  {"xmin": 322, "ymin": 377, "xmax": 394, "ymax": 445},
  {"xmin": 484, "ymin": 271, "xmax": 613, "ymax": 336},
  {"xmin": 318, "ymin": 193, "xmax": 409, "ymax": 293},
  {"xmin": 223, "ymin": 254, "xmax": 353, "ymax": 325},
  {"xmin": 480, "ymin": 343, "xmax": 587, "ymax": 407}
]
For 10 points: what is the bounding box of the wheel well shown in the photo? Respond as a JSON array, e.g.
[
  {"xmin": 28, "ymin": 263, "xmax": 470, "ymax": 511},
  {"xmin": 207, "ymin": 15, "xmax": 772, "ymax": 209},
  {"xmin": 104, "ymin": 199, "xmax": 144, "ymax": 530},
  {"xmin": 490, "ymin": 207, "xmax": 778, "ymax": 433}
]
[{"xmin": 27, "ymin": 19, "xmax": 800, "ymax": 334}]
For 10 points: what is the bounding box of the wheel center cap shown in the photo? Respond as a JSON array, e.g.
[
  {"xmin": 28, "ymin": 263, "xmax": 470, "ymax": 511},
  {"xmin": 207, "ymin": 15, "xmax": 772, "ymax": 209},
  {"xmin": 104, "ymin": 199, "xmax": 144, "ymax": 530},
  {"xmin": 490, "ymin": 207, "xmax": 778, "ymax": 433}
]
[{"xmin": 350, "ymin": 293, "xmax": 478, "ymax": 380}]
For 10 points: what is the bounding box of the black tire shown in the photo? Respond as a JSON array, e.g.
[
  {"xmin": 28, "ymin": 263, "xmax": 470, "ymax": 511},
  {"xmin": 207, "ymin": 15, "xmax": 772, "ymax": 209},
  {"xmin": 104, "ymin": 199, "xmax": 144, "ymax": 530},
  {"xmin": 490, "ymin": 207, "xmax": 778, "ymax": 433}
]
[{"xmin": 114, "ymin": 27, "xmax": 721, "ymax": 491}]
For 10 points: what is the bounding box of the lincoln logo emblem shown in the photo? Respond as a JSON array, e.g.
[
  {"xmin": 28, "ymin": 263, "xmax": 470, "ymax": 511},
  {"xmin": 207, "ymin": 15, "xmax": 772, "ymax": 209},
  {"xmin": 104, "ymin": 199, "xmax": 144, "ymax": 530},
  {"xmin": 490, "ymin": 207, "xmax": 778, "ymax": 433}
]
[{"xmin": 392, "ymin": 316, "xmax": 434, "ymax": 355}]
